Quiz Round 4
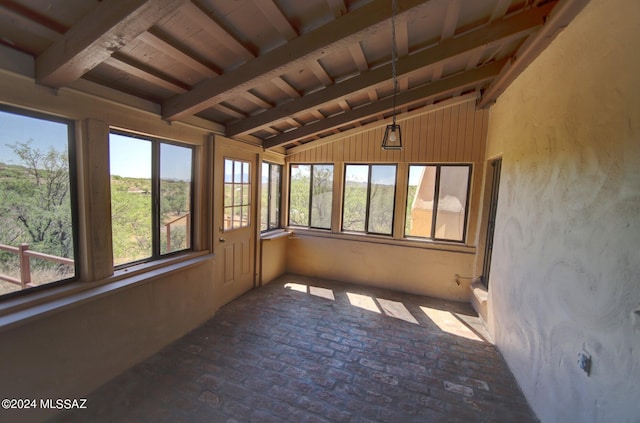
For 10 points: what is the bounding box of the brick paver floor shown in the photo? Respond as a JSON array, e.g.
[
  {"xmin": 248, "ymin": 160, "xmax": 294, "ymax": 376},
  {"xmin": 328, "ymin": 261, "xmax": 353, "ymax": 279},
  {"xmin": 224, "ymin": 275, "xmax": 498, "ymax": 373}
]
[{"xmin": 52, "ymin": 274, "xmax": 538, "ymax": 422}]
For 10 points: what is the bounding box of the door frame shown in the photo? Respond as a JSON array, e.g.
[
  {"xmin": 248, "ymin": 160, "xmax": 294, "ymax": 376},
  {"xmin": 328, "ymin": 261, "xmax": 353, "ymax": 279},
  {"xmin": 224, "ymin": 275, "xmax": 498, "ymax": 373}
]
[
  {"xmin": 213, "ymin": 136, "xmax": 261, "ymax": 310},
  {"xmin": 480, "ymin": 157, "xmax": 502, "ymax": 288}
]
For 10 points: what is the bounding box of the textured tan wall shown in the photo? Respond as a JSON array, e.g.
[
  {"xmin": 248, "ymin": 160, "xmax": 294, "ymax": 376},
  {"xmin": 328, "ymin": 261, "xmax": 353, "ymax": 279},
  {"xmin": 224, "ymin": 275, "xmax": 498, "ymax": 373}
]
[{"xmin": 485, "ymin": 0, "xmax": 640, "ymax": 421}]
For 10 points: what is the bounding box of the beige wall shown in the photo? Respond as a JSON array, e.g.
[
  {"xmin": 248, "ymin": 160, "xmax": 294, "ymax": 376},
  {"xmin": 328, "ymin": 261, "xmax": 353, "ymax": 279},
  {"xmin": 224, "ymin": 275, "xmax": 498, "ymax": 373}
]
[{"xmin": 484, "ymin": 0, "xmax": 640, "ymax": 421}]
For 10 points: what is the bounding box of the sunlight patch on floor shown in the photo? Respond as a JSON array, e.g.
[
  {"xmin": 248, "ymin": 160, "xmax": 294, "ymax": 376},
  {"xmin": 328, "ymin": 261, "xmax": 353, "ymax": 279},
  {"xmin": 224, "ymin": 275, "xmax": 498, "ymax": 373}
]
[
  {"xmin": 285, "ymin": 282, "xmax": 307, "ymax": 293},
  {"xmin": 420, "ymin": 306, "xmax": 483, "ymax": 342},
  {"xmin": 346, "ymin": 293, "xmax": 381, "ymax": 313},
  {"xmin": 309, "ymin": 286, "xmax": 335, "ymax": 300},
  {"xmin": 376, "ymin": 298, "xmax": 418, "ymax": 324}
]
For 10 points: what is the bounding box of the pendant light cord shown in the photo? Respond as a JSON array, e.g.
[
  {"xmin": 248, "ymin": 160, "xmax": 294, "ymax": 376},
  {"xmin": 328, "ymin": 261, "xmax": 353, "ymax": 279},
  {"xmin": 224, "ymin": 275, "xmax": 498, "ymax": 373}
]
[{"xmin": 391, "ymin": 0, "xmax": 398, "ymax": 125}]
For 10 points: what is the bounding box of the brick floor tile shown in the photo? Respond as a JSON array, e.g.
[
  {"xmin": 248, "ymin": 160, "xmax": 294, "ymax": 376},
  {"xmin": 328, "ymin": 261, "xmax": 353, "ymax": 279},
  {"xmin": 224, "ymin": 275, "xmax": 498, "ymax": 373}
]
[{"xmin": 50, "ymin": 274, "xmax": 538, "ymax": 423}]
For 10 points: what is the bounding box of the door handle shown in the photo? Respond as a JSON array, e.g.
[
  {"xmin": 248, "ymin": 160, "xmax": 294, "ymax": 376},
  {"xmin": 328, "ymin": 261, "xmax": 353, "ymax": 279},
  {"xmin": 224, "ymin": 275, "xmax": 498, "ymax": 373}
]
[{"xmin": 219, "ymin": 237, "xmax": 226, "ymax": 243}]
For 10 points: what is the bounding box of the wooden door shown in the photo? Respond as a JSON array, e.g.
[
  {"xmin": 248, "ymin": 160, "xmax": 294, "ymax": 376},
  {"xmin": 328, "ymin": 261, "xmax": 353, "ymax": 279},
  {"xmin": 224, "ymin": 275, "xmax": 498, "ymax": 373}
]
[{"xmin": 214, "ymin": 139, "xmax": 258, "ymax": 309}]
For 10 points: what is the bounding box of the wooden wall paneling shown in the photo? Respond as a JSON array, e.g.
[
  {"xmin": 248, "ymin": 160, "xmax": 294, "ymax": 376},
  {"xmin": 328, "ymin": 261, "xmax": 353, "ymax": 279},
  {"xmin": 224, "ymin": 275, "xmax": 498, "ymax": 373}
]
[
  {"xmin": 434, "ymin": 109, "xmax": 444, "ymax": 163},
  {"xmin": 448, "ymin": 104, "xmax": 459, "ymax": 162},
  {"xmin": 429, "ymin": 110, "xmax": 438, "ymax": 162},
  {"xmin": 441, "ymin": 106, "xmax": 452, "ymax": 163},
  {"xmin": 417, "ymin": 113, "xmax": 425, "ymax": 161},
  {"xmin": 463, "ymin": 100, "xmax": 476, "ymax": 161},
  {"xmin": 373, "ymin": 126, "xmax": 382, "ymax": 163}
]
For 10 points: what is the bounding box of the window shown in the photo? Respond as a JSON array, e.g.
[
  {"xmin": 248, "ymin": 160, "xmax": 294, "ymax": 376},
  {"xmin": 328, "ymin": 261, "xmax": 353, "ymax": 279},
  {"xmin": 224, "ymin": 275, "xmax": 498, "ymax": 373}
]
[
  {"xmin": 109, "ymin": 131, "xmax": 193, "ymax": 266},
  {"xmin": 261, "ymin": 162, "xmax": 281, "ymax": 232},
  {"xmin": 343, "ymin": 164, "xmax": 397, "ymax": 235},
  {"xmin": 224, "ymin": 158, "xmax": 251, "ymax": 230},
  {"xmin": 288, "ymin": 164, "xmax": 333, "ymax": 229},
  {"xmin": 405, "ymin": 164, "xmax": 471, "ymax": 242},
  {"xmin": 0, "ymin": 106, "xmax": 77, "ymax": 297}
]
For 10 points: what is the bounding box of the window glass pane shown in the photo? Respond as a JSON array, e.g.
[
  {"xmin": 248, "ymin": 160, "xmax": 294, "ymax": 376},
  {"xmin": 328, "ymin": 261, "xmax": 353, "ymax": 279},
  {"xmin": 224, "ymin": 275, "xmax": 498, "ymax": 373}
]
[
  {"xmin": 109, "ymin": 133, "xmax": 152, "ymax": 265},
  {"xmin": 343, "ymin": 165, "xmax": 367, "ymax": 232},
  {"xmin": 160, "ymin": 143, "xmax": 192, "ymax": 255},
  {"xmin": 289, "ymin": 165, "xmax": 310, "ymax": 226},
  {"xmin": 368, "ymin": 165, "xmax": 396, "ymax": 235},
  {"xmin": 311, "ymin": 165, "xmax": 333, "ymax": 229},
  {"xmin": 0, "ymin": 109, "xmax": 76, "ymax": 295},
  {"xmin": 435, "ymin": 166, "xmax": 469, "ymax": 241},
  {"xmin": 260, "ymin": 162, "xmax": 269, "ymax": 232},
  {"xmin": 405, "ymin": 165, "xmax": 436, "ymax": 237},
  {"xmin": 268, "ymin": 164, "xmax": 281, "ymax": 230}
]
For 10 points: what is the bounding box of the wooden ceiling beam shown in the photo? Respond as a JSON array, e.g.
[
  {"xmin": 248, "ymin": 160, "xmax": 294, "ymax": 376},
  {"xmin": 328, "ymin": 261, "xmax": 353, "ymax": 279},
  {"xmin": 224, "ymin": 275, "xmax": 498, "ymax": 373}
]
[
  {"xmin": 253, "ymin": 0, "xmax": 298, "ymax": 40},
  {"xmin": 348, "ymin": 42, "xmax": 369, "ymax": 72},
  {"xmin": 184, "ymin": 1, "xmax": 256, "ymax": 60},
  {"xmin": 162, "ymin": 0, "xmax": 431, "ymax": 120},
  {"xmin": 105, "ymin": 54, "xmax": 189, "ymax": 93},
  {"xmin": 262, "ymin": 59, "xmax": 506, "ymax": 149},
  {"xmin": 35, "ymin": 0, "xmax": 187, "ymax": 87},
  {"xmin": 308, "ymin": 60, "xmax": 334, "ymax": 87},
  {"xmin": 0, "ymin": 0, "xmax": 65, "ymax": 41},
  {"xmin": 227, "ymin": 4, "xmax": 552, "ymax": 137},
  {"xmin": 325, "ymin": 0, "xmax": 347, "ymax": 18},
  {"xmin": 137, "ymin": 30, "xmax": 217, "ymax": 78}
]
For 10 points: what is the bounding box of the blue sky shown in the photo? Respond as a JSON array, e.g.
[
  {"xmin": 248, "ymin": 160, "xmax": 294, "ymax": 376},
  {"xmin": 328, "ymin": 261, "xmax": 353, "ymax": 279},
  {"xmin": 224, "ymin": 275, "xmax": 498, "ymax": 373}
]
[
  {"xmin": 0, "ymin": 110, "xmax": 191, "ymax": 181},
  {"xmin": 0, "ymin": 110, "xmax": 68, "ymax": 164}
]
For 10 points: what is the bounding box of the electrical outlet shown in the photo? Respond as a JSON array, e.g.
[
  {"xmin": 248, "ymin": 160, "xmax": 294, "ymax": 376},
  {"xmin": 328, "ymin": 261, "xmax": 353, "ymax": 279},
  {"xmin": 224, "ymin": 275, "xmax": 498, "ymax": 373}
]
[{"xmin": 577, "ymin": 351, "xmax": 591, "ymax": 376}]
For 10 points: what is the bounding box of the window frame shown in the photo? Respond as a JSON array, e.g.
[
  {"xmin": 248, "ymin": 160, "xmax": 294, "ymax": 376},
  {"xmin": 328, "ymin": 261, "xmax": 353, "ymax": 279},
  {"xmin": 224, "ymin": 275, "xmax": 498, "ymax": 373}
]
[
  {"xmin": 405, "ymin": 163, "xmax": 472, "ymax": 243},
  {"xmin": 0, "ymin": 104, "xmax": 79, "ymax": 298},
  {"xmin": 261, "ymin": 161, "xmax": 282, "ymax": 233},
  {"xmin": 287, "ymin": 163, "xmax": 334, "ymax": 230},
  {"xmin": 109, "ymin": 129, "xmax": 195, "ymax": 268},
  {"xmin": 341, "ymin": 163, "xmax": 398, "ymax": 236}
]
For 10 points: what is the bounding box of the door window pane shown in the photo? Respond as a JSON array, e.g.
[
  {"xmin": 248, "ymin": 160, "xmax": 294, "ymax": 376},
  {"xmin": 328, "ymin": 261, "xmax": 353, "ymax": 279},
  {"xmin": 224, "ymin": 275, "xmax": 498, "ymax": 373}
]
[{"xmin": 224, "ymin": 159, "xmax": 251, "ymax": 230}]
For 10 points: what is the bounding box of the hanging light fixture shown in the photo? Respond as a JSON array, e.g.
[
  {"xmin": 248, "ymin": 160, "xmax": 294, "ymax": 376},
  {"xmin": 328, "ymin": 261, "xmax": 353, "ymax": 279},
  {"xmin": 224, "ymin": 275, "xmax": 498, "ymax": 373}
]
[{"xmin": 382, "ymin": 0, "xmax": 402, "ymax": 150}]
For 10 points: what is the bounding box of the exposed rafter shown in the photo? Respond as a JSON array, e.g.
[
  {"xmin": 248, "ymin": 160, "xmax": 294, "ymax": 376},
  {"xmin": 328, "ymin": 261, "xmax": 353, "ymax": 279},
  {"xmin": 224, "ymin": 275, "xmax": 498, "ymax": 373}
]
[
  {"xmin": 227, "ymin": 4, "xmax": 552, "ymax": 138},
  {"xmin": 35, "ymin": 0, "xmax": 187, "ymax": 87},
  {"xmin": 262, "ymin": 59, "xmax": 507, "ymax": 149},
  {"xmin": 136, "ymin": 30, "xmax": 218, "ymax": 78},
  {"xmin": 161, "ymin": 0, "xmax": 431, "ymax": 120},
  {"xmin": 0, "ymin": 1, "xmax": 65, "ymax": 41}
]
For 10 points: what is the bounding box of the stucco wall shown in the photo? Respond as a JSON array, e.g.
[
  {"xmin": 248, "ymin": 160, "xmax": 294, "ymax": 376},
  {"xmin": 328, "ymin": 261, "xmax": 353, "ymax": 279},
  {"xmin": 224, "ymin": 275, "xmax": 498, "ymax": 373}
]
[{"xmin": 485, "ymin": 0, "xmax": 640, "ymax": 422}]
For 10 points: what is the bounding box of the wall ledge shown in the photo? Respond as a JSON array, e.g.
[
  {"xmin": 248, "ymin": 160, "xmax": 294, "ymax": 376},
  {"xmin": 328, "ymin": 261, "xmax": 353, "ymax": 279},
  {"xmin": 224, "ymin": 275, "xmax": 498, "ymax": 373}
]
[
  {"xmin": 0, "ymin": 252, "xmax": 214, "ymax": 333},
  {"xmin": 470, "ymin": 279, "xmax": 489, "ymax": 324},
  {"xmin": 288, "ymin": 227, "xmax": 476, "ymax": 255}
]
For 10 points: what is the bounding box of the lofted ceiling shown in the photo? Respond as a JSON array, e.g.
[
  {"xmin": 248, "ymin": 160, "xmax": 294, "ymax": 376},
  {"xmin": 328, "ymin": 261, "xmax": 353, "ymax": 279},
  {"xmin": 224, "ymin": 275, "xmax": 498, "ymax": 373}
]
[{"xmin": 0, "ymin": 0, "xmax": 587, "ymax": 150}]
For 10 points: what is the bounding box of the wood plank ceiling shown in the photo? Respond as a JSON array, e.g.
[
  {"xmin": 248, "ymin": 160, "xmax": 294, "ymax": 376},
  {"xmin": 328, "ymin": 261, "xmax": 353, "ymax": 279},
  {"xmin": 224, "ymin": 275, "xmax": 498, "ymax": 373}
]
[{"xmin": 0, "ymin": 0, "xmax": 588, "ymax": 150}]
